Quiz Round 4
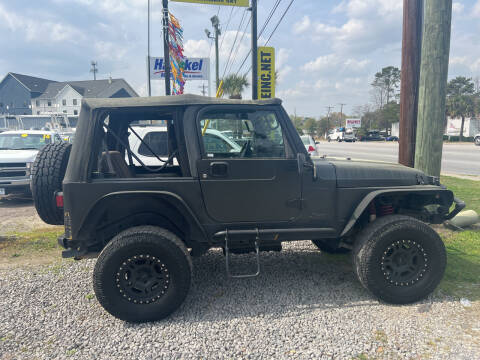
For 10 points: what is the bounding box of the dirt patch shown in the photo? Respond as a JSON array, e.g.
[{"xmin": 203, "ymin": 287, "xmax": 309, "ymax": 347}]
[{"xmin": 0, "ymin": 196, "xmax": 60, "ymax": 235}]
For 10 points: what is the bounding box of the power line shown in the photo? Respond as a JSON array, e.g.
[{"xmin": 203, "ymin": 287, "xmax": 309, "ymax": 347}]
[
  {"xmin": 222, "ymin": 9, "xmax": 247, "ymax": 79},
  {"xmin": 218, "ymin": 6, "xmax": 236, "ymax": 54},
  {"xmin": 264, "ymin": 0, "xmax": 295, "ymax": 46},
  {"xmin": 225, "ymin": 14, "xmax": 251, "ymax": 76},
  {"xmin": 243, "ymin": 0, "xmax": 296, "ymax": 76},
  {"xmin": 235, "ymin": 0, "xmax": 285, "ymax": 76}
]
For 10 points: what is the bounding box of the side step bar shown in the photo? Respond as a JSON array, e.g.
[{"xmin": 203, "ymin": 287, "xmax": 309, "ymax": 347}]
[{"xmin": 224, "ymin": 229, "xmax": 261, "ymax": 279}]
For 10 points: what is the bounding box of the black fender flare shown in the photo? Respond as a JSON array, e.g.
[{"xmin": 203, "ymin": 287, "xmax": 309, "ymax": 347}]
[
  {"xmin": 78, "ymin": 190, "xmax": 208, "ymax": 244},
  {"xmin": 340, "ymin": 186, "xmax": 454, "ymax": 237}
]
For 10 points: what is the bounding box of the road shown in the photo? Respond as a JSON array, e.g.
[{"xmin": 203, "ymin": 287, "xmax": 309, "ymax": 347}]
[{"xmin": 316, "ymin": 141, "xmax": 480, "ymax": 176}]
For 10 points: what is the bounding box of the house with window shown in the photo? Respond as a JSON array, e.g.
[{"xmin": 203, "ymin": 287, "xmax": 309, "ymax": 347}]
[
  {"xmin": 0, "ymin": 73, "xmax": 56, "ymax": 115},
  {"xmin": 31, "ymin": 78, "xmax": 138, "ymax": 116}
]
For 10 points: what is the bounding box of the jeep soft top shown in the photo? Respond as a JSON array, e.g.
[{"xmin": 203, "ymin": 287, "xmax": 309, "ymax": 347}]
[{"xmin": 32, "ymin": 94, "xmax": 464, "ymax": 322}]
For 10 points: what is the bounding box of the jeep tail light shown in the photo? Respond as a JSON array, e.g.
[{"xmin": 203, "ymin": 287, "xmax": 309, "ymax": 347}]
[
  {"xmin": 56, "ymin": 192, "xmax": 64, "ymax": 208},
  {"xmin": 308, "ymin": 145, "xmax": 315, "ymax": 152}
]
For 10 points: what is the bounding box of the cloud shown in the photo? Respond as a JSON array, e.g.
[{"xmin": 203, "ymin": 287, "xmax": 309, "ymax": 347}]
[
  {"xmin": 293, "ymin": 16, "xmax": 311, "ymax": 34},
  {"xmin": 0, "ymin": 3, "xmax": 85, "ymax": 44},
  {"xmin": 295, "ymin": 0, "xmax": 402, "ymax": 55},
  {"xmin": 474, "ymin": 1, "xmax": 480, "ymax": 17},
  {"xmin": 184, "ymin": 39, "xmax": 211, "ymax": 58},
  {"xmin": 452, "ymin": 2, "xmax": 464, "ymax": 14},
  {"xmin": 302, "ymin": 54, "xmax": 369, "ymax": 74}
]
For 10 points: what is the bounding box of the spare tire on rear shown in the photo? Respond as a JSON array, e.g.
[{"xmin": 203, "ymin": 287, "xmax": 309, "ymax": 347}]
[{"xmin": 31, "ymin": 142, "xmax": 72, "ymax": 225}]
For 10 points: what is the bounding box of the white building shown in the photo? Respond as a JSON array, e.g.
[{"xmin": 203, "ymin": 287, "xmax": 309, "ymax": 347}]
[
  {"xmin": 391, "ymin": 117, "xmax": 480, "ymax": 138},
  {"xmin": 31, "ymin": 78, "xmax": 138, "ymax": 116}
]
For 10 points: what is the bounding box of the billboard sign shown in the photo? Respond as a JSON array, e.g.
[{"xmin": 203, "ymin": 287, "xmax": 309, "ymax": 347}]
[
  {"xmin": 150, "ymin": 57, "xmax": 210, "ymax": 80},
  {"xmin": 346, "ymin": 118, "xmax": 361, "ymax": 128},
  {"xmin": 171, "ymin": 0, "xmax": 249, "ymax": 6},
  {"xmin": 257, "ymin": 47, "xmax": 275, "ymax": 99}
]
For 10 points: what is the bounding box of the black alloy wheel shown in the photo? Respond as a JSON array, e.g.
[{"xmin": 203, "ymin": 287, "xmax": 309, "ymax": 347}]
[
  {"xmin": 93, "ymin": 226, "xmax": 192, "ymax": 322},
  {"xmin": 353, "ymin": 215, "xmax": 446, "ymax": 304}
]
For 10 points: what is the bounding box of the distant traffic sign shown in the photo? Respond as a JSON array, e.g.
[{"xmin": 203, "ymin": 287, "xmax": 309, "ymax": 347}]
[
  {"xmin": 170, "ymin": 0, "xmax": 249, "ymax": 6},
  {"xmin": 257, "ymin": 47, "xmax": 275, "ymax": 99}
]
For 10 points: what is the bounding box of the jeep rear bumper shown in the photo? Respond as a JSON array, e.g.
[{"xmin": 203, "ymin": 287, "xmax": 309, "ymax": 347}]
[{"xmin": 57, "ymin": 235, "xmax": 96, "ymax": 259}]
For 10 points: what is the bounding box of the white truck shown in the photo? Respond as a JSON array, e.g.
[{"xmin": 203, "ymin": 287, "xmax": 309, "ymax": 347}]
[{"xmin": 0, "ymin": 130, "xmax": 62, "ymax": 196}]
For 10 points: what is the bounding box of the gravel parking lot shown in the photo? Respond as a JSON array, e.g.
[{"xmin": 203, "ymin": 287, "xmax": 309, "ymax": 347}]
[{"xmin": 1, "ymin": 239, "xmax": 479, "ymax": 360}]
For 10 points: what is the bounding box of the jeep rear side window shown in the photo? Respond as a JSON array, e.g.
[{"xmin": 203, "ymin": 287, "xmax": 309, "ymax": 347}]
[
  {"xmin": 138, "ymin": 132, "xmax": 168, "ymax": 157},
  {"xmin": 199, "ymin": 110, "xmax": 286, "ymax": 159}
]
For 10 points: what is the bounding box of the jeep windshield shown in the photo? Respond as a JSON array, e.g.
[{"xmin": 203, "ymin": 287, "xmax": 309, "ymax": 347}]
[{"xmin": 0, "ymin": 133, "xmax": 52, "ymax": 150}]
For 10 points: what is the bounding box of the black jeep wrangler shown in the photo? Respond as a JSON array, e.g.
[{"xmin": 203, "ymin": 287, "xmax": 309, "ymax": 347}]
[{"xmin": 32, "ymin": 95, "xmax": 464, "ymax": 322}]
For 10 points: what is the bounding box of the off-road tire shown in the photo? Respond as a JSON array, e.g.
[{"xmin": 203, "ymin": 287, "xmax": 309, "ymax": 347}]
[
  {"xmin": 93, "ymin": 226, "xmax": 193, "ymax": 322},
  {"xmin": 312, "ymin": 239, "xmax": 350, "ymax": 254},
  {"xmin": 31, "ymin": 142, "xmax": 72, "ymax": 225},
  {"xmin": 353, "ymin": 215, "xmax": 446, "ymax": 304}
]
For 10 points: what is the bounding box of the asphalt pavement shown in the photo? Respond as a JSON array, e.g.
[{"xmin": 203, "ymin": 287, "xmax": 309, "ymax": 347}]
[{"xmin": 316, "ymin": 141, "xmax": 480, "ymax": 176}]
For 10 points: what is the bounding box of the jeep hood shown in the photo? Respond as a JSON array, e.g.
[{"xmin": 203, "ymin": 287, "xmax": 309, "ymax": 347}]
[
  {"xmin": 322, "ymin": 158, "xmax": 430, "ymax": 188},
  {"xmin": 0, "ymin": 149, "xmax": 39, "ymax": 163}
]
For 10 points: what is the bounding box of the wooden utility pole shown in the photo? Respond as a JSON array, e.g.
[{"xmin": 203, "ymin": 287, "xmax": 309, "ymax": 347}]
[
  {"xmin": 414, "ymin": 0, "xmax": 452, "ymax": 177},
  {"xmin": 251, "ymin": 0, "xmax": 258, "ymax": 100},
  {"xmin": 162, "ymin": 0, "xmax": 171, "ymax": 96},
  {"xmin": 399, "ymin": 0, "xmax": 423, "ymax": 167}
]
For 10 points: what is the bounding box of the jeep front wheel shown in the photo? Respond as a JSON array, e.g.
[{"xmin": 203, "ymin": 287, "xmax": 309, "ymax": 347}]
[
  {"xmin": 93, "ymin": 226, "xmax": 192, "ymax": 322},
  {"xmin": 353, "ymin": 215, "xmax": 446, "ymax": 304}
]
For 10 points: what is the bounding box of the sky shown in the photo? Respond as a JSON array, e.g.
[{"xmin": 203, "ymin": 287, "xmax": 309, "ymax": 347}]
[{"xmin": 1, "ymin": 0, "xmax": 480, "ymax": 117}]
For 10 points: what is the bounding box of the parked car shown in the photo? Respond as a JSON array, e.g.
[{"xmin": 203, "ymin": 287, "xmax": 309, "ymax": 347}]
[
  {"xmin": 128, "ymin": 126, "xmax": 242, "ymax": 166},
  {"xmin": 300, "ymin": 135, "xmax": 319, "ymax": 156},
  {"xmin": 386, "ymin": 136, "xmax": 399, "ymax": 142},
  {"xmin": 359, "ymin": 131, "xmax": 385, "ymax": 141},
  {"xmin": 0, "ymin": 130, "xmax": 63, "ymax": 195},
  {"xmin": 32, "ymin": 95, "xmax": 462, "ymax": 323},
  {"xmin": 343, "ymin": 128, "xmax": 356, "ymax": 142},
  {"xmin": 327, "ymin": 128, "xmax": 345, "ymax": 142},
  {"xmin": 475, "ymin": 134, "xmax": 480, "ymax": 146}
]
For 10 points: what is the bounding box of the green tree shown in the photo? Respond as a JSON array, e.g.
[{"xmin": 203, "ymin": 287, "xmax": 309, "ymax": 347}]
[
  {"xmin": 446, "ymin": 76, "xmax": 476, "ymax": 141},
  {"xmin": 371, "ymin": 66, "xmax": 401, "ymax": 108},
  {"xmin": 222, "ymin": 74, "xmax": 249, "ymax": 99},
  {"xmin": 303, "ymin": 117, "xmax": 317, "ymax": 136}
]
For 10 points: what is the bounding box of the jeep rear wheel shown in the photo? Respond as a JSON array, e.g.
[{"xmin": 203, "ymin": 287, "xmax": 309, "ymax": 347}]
[
  {"xmin": 93, "ymin": 226, "xmax": 192, "ymax": 322},
  {"xmin": 31, "ymin": 142, "xmax": 72, "ymax": 225},
  {"xmin": 312, "ymin": 239, "xmax": 350, "ymax": 254},
  {"xmin": 353, "ymin": 215, "xmax": 446, "ymax": 304}
]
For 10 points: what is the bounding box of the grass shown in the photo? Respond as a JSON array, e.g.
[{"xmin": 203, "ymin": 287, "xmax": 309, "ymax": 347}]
[
  {"xmin": 441, "ymin": 176, "xmax": 480, "ymax": 214},
  {"xmin": 0, "ymin": 229, "xmax": 63, "ymax": 268},
  {"xmin": 439, "ymin": 230, "xmax": 480, "ymax": 300},
  {"xmin": 437, "ymin": 176, "xmax": 480, "ymax": 300}
]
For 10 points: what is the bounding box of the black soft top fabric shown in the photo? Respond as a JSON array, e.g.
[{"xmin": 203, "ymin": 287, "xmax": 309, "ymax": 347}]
[{"xmin": 82, "ymin": 94, "xmax": 281, "ymax": 111}]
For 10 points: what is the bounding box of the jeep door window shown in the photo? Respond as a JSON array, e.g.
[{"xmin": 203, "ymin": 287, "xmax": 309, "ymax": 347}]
[
  {"xmin": 0, "ymin": 133, "xmax": 52, "ymax": 150},
  {"xmin": 199, "ymin": 110, "xmax": 286, "ymax": 159}
]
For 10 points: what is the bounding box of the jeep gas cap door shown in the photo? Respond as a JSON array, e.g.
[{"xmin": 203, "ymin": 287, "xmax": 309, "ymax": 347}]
[{"xmin": 197, "ymin": 108, "xmax": 301, "ymax": 223}]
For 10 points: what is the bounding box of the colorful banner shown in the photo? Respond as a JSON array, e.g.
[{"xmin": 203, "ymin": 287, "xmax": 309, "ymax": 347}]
[
  {"xmin": 257, "ymin": 46, "xmax": 275, "ymax": 99},
  {"xmin": 168, "ymin": 12, "xmax": 185, "ymax": 95},
  {"xmin": 170, "ymin": 0, "xmax": 249, "ymax": 7}
]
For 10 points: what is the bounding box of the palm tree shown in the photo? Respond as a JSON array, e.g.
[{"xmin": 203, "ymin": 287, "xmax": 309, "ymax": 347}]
[{"xmin": 221, "ymin": 74, "xmax": 249, "ymax": 99}]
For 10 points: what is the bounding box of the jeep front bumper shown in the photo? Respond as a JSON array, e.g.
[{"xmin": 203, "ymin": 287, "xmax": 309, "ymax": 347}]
[{"xmin": 445, "ymin": 197, "xmax": 466, "ymax": 220}]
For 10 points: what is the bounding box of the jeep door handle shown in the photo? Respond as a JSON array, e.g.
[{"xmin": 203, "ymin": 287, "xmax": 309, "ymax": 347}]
[{"xmin": 210, "ymin": 162, "xmax": 229, "ymax": 177}]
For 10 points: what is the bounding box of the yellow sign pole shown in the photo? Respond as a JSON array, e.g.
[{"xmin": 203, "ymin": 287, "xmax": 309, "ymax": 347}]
[
  {"xmin": 202, "ymin": 80, "xmax": 224, "ymax": 136},
  {"xmin": 170, "ymin": 0, "xmax": 249, "ymax": 7},
  {"xmin": 257, "ymin": 46, "xmax": 275, "ymax": 99}
]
